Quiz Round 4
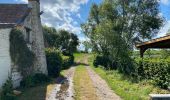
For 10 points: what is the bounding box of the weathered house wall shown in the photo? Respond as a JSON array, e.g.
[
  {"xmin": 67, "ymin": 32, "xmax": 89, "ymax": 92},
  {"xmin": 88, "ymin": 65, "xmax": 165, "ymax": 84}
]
[
  {"xmin": 0, "ymin": 28, "xmax": 22, "ymax": 88},
  {"xmin": 0, "ymin": 28, "xmax": 12, "ymax": 87},
  {"xmin": 0, "ymin": 0, "xmax": 47, "ymax": 88}
]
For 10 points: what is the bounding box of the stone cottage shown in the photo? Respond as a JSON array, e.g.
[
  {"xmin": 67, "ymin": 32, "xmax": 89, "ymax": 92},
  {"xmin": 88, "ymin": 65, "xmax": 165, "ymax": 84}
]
[{"xmin": 0, "ymin": 0, "xmax": 47, "ymax": 88}]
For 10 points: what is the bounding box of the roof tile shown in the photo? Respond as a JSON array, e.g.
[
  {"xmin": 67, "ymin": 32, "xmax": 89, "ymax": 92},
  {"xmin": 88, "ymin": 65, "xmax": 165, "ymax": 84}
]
[{"xmin": 0, "ymin": 4, "xmax": 30, "ymax": 28}]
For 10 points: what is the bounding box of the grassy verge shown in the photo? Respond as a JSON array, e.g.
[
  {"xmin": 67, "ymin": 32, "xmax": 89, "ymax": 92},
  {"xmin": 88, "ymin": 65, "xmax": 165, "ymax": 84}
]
[
  {"xmin": 73, "ymin": 65, "xmax": 98, "ymax": 100},
  {"xmin": 88, "ymin": 54, "xmax": 170, "ymax": 100}
]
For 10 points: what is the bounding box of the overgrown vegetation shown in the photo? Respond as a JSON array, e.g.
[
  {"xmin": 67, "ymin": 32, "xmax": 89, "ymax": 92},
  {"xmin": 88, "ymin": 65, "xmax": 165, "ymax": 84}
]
[
  {"xmin": 0, "ymin": 77, "xmax": 16, "ymax": 100},
  {"xmin": 10, "ymin": 28, "xmax": 35, "ymax": 77},
  {"xmin": 20, "ymin": 73, "xmax": 51, "ymax": 88},
  {"xmin": 82, "ymin": 0, "xmax": 163, "ymax": 74}
]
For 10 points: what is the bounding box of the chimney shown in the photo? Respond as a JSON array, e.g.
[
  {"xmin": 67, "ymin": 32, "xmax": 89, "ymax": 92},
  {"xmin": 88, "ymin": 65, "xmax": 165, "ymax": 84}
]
[
  {"xmin": 27, "ymin": 0, "xmax": 48, "ymax": 74},
  {"xmin": 28, "ymin": 0, "xmax": 40, "ymax": 14}
]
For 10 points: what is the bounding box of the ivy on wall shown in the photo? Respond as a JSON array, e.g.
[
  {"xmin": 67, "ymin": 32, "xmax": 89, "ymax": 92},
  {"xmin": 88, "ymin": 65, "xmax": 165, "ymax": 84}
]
[{"xmin": 10, "ymin": 28, "xmax": 35, "ymax": 77}]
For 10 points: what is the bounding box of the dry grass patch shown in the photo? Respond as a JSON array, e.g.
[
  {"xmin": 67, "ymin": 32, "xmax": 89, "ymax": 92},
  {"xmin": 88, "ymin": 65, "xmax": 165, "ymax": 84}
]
[{"xmin": 74, "ymin": 65, "xmax": 98, "ymax": 100}]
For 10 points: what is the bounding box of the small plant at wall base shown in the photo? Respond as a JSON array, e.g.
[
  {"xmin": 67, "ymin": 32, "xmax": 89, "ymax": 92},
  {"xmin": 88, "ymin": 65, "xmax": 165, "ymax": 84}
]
[
  {"xmin": 10, "ymin": 28, "xmax": 35, "ymax": 77},
  {"xmin": 0, "ymin": 77, "xmax": 17, "ymax": 100},
  {"xmin": 20, "ymin": 73, "xmax": 51, "ymax": 88}
]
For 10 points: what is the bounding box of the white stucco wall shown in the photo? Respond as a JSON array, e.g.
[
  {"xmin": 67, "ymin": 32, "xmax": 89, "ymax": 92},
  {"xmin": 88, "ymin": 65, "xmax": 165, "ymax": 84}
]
[{"xmin": 0, "ymin": 28, "xmax": 12, "ymax": 87}]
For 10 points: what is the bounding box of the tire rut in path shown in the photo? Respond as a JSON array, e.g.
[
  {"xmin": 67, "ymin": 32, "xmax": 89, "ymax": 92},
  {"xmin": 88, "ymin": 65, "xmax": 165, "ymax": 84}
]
[
  {"xmin": 82, "ymin": 55, "xmax": 121, "ymax": 100},
  {"xmin": 46, "ymin": 66, "xmax": 75, "ymax": 100},
  {"xmin": 86, "ymin": 66, "xmax": 121, "ymax": 100},
  {"xmin": 56, "ymin": 67, "xmax": 75, "ymax": 100}
]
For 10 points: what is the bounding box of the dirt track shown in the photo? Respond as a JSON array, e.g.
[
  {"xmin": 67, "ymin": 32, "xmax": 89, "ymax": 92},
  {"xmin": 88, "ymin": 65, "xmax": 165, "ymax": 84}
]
[{"xmin": 47, "ymin": 54, "xmax": 121, "ymax": 100}]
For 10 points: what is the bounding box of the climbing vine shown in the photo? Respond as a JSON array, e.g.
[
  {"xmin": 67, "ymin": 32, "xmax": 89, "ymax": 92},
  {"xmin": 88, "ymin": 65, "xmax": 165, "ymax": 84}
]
[{"xmin": 10, "ymin": 28, "xmax": 35, "ymax": 77}]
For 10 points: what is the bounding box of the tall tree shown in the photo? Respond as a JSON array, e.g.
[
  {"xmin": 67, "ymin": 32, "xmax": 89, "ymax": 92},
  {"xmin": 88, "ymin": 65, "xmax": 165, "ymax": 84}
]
[{"xmin": 82, "ymin": 0, "xmax": 163, "ymax": 73}]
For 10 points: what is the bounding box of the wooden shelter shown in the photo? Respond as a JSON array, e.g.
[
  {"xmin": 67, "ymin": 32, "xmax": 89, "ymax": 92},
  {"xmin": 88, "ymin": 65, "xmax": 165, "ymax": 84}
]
[{"xmin": 136, "ymin": 35, "xmax": 170, "ymax": 57}]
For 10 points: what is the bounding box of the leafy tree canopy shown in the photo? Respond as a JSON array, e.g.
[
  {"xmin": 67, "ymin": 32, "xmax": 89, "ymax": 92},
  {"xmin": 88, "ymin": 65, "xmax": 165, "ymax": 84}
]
[{"xmin": 43, "ymin": 26, "xmax": 79, "ymax": 56}]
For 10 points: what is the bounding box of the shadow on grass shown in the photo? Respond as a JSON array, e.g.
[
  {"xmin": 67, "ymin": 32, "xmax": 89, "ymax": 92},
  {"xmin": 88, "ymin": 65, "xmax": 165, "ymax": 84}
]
[
  {"xmin": 17, "ymin": 63, "xmax": 80, "ymax": 100},
  {"xmin": 16, "ymin": 75, "xmax": 69, "ymax": 100},
  {"xmin": 74, "ymin": 62, "xmax": 89, "ymax": 66},
  {"xmin": 17, "ymin": 83, "xmax": 48, "ymax": 100}
]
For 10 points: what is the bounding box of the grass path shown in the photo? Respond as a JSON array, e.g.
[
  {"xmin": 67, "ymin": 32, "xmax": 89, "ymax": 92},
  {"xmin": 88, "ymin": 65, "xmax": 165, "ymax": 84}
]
[{"xmin": 74, "ymin": 65, "xmax": 98, "ymax": 100}]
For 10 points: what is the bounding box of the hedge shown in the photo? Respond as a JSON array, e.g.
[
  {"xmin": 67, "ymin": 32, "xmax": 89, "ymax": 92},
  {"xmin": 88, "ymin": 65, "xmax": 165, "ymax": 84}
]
[
  {"xmin": 135, "ymin": 58, "xmax": 170, "ymax": 89},
  {"xmin": 45, "ymin": 48, "xmax": 63, "ymax": 77}
]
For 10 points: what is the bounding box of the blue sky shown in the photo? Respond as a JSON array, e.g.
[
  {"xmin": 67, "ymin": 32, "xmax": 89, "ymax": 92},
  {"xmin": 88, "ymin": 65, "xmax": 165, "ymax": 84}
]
[{"xmin": 0, "ymin": 0, "xmax": 170, "ymax": 41}]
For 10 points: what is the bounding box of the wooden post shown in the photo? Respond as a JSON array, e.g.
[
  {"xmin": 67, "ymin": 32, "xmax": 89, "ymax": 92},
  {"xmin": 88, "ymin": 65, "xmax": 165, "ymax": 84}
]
[{"xmin": 140, "ymin": 48, "xmax": 147, "ymax": 58}]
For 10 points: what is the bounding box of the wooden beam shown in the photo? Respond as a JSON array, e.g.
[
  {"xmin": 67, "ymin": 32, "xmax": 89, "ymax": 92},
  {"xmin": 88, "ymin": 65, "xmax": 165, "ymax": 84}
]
[{"xmin": 136, "ymin": 35, "xmax": 170, "ymax": 48}]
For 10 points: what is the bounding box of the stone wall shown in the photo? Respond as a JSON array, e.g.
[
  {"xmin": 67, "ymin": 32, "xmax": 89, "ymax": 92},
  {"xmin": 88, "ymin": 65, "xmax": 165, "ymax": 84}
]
[{"xmin": 28, "ymin": 0, "xmax": 48, "ymax": 74}]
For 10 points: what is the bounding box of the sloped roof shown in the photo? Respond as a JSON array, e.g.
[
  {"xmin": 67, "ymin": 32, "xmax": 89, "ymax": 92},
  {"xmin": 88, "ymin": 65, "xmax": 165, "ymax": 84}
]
[
  {"xmin": 0, "ymin": 4, "xmax": 30, "ymax": 28},
  {"xmin": 136, "ymin": 35, "xmax": 170, "ymax": 49}
]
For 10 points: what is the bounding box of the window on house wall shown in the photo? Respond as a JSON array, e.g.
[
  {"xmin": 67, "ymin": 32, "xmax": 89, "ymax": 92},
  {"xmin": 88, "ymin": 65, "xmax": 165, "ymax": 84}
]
[{"xmin": 25, "ymin": 28, "xmax": 31, "ymax": 43}]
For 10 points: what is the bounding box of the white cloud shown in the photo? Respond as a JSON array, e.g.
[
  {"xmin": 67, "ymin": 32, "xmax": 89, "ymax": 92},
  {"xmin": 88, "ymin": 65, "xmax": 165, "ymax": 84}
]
[
  {"xmin": 160, "ymin": 0, "xmax": 170, "ymax": 5},
  {"xmin": 15, "ymin": 0, "xmax": 27, "ymax": 3},
  {"xmin": 157, "ymin": 20, "xmax": 170, "ymax": 37},
  {"xmin": 15, "ymin": 0, "xmax": 89, "ymax": 36},
  {"xmin": 40, "ymin": 0, "xmax": 89, "ymax": 35}
]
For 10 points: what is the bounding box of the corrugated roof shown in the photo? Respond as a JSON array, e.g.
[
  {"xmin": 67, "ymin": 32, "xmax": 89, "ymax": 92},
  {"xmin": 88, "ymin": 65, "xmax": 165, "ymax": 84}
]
[{"xmin": 0, "ymin": 4, "xmax": 30, "ymax": 28}]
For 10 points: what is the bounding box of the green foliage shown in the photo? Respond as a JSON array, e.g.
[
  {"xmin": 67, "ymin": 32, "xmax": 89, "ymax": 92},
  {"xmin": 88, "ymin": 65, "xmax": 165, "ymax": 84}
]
[
  {"xmin": 82, "ymin": 0, "xmax": 163, "ymax": 74},
  {"xmin": 82, "ymin": 41, "xmax": 92, "ymax": 53},
  {"xmin": 62, "ymin": 55, "xmax": 74, "ymax": 69},
  {"xmin": 0, "ymin": 77, "xmax": 17, "ymax": 100},
  {"xmin": 161, "ymin": 49, "xmax": 170, "ymax": 59},
  {"xmin": 45, "ymin": 48, "xmax": 63, "ymax": 77},
  {"xmin": 58, "ymin": 30, "xmax": 79, "ymax": 56},
  {"xmin": 43, "ymin": 26, "xmax": 79, "ymax": 55},
  {"xmin": 10, "ymin": 28, "xmax": 35, "ymax": 77},
  {"xmin": 135, "ymin": 58, "xmax": 170, "ymax": 89},
  {"xmin": 93, "ymin": 55, "xmax": 113, "ymax": 69},
  {"xmin": 43, "ymin": 26, "xmax": 59, "ymax": 47},
  {"xmin": 20, "ymin": 73, "xmax": 50, "ymax": 88},
  {"xmin": 20, "ymin": 75, "xmax": 35, "ymax": 88}
]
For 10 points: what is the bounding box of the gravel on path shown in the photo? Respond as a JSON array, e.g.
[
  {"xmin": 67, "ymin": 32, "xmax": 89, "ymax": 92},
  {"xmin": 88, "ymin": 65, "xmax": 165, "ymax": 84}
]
[
  {"xmin": 86, "ymin": 66, "xmax": 121, "ymax": 100},
  {"xmin": 46, "ymin": 66, "xmax": 75, "ymax": 100}
]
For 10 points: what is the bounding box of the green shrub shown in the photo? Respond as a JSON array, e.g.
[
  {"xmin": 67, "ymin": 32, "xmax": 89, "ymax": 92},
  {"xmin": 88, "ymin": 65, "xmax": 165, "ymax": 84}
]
[
  {"xmin": 33, "ymin": 73, "xmax": 51, "ymax": 84},
  {"xmin": 20, "ymin": 73, "xmax": 50, "ymax": 88},
  {"xmin": 93, "ymin": 55, "xmax": 115, "ymax": 69},
  {"xmin": 62, "ymin": 55, "xmax": 74, "ymax": 69},
  {"xmin": 45, "ymin": 48, "xmax": 63, "ymax": 77},
  {"xmin": 135, "ymin": 58, "xmax": 170, "ymax": 89},
  {"xmin": 0, "ymin": 77, "xmax": 17, "ymax": 100}
]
